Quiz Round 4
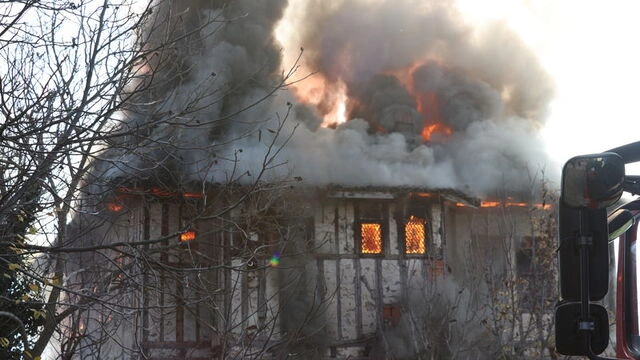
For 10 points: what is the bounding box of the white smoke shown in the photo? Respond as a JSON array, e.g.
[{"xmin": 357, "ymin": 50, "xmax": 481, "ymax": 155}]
[{"xmin": 97, "ymin": 0, "xmax": 555, "ymax": 197}]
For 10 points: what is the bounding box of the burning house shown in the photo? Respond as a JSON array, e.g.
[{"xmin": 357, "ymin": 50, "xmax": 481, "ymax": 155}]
[{"xmin": 61, "ymin": 0, "xmax": 557, "ymax": 359}]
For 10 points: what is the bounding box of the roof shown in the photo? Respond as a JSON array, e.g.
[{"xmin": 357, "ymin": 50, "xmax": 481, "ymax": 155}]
[{"xmin": 317, "ymin": 184, "xmax": 481, "ymax": 207}]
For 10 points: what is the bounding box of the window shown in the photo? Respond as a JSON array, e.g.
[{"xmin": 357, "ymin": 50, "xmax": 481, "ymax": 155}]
[
  {"xmin": 516, "ymin": 236, "xmax": 535, "ymax": 277},
  {"xmin": 401, "ymin": 199, "xmax": 430, "ymax": 256},
  {"xmin": 179, "ymin": 230, "xmax": 196, "ymax": 242},
  {"xmin": 355, "ymin": 202, "xmax": 387, "ymax": 256},
  {"xmin": 361, "ymin": 222, "xmax": 383, "ymax": 254},
  {"xmin": 404, "ymin": 215, "xmax": 426, "ymax": 254}
]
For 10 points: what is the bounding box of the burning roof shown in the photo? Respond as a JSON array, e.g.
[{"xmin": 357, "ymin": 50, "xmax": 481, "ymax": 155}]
[
  {"xmin": 95, "ymin": 0, "xmax": 555, "ymax": 199},
  {"xmin": 321, "ymin": 184, "xmax": 481, "ymax": 206}
]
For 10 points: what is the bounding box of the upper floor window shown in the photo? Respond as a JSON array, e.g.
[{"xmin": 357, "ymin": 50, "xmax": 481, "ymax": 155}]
[
  {"xmin": 401, "ymin": 199, "xmax": 431, "ymax": 256},
  {"xmin": 355, "ymin": 202, "xmax": 387, "ymax": 256},
  {"xmin": 404, "ymin": 215, "xmax": 427, "ymax": 255},
  {"xmin": 361, "ymin": 222, "xmax": 383, "ymax": 254}
]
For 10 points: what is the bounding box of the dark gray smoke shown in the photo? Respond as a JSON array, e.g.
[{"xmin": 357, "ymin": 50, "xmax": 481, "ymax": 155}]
[{"xmin": 98, "ymin": 0, "xmax": 555, "ymax": 197}]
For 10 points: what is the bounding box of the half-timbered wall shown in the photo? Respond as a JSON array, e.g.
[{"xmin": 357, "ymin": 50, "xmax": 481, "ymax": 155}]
[{"xmin": 70, "ymin": 187, "xmax": 549, "ymax": 359}]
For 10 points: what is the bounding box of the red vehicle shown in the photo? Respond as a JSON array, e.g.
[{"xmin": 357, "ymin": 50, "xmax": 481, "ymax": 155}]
[{"xmin": 555, "ymin": 141, "xmax": 640, "ymax": 359}]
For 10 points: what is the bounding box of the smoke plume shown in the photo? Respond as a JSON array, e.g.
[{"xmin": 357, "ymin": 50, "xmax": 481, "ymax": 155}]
[{"xmin": 99, "ymin": 0, "xmax": 555, "ymax": 197}]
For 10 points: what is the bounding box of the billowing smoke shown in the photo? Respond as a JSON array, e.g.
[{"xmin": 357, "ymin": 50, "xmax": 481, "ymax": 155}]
[{"xmin": 98, "ymin": 0, "xmax": 555, "ymax": 197}]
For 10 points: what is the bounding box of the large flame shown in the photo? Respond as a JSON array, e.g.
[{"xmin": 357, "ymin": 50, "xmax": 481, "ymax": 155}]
[
  {"xmin": 416, "ymin": 92, "xmax": 452, "ymax": 141},
  {"xmin": 288, "ymin": 61, "xmax": 453, "ymax": 142},
  {"xmin": 291, "ymin": 73, "xmax": 349, "ymax": 126}
]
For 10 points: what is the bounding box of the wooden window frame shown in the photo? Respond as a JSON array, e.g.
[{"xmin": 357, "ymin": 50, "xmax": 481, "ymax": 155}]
[
  {"xmin": 354, "ymin": 201, "xmax": 388, "ymax": 257},
  {"xmin": 399, "ymin": 201, "xmax": 432, "ymax": 258},
  {"xmin": 403, "ymin": 215, "xmax": 428, "ymax": 256}
]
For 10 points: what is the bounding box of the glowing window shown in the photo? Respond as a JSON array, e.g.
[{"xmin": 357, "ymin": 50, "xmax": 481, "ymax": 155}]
[
  {"xmin": 361, "ymin": 223, "xmax": 383, "ymax": 254},
  {"xmin": 180, "ymin": 230, "xmax": 196, "ymax": 242},
  {"xmin": 405, "ymin": 216, "xmax": 426, "ymax": 254}
]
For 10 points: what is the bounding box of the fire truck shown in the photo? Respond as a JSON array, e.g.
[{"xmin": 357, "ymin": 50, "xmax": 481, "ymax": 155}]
[{"xmin": 555, "ymin": 141, "xmax": 640, "ymax": 359}]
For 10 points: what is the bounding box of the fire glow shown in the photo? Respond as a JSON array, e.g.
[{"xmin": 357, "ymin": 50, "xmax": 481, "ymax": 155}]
[
  {"xmin": 361, "ymin": 223, "xmax": 382, "ymax": 254},
  {"xmin": 99, "ymin": 0, "xmax": 557, "ymax": 218},
  {"xmin": 106, "ymin": 201, "xmax": 124, "ymax": 212},
  {"xmin": 456, "ymin": 201, "xmax": 553, "ymax": 210},
  {"xmin": 289, "ymin": 67, "xmax": 454, "ymax": 143},
  {"xmin": 106, "ymin": 195, "xmax": 125, "ymax": 212},
  {"xmin": 405, "ymin": 216, "xmax": 426, "ymax": 254},
  {"xmin": 416, "ymin": 91, "xmax": 452, "ymax": 141},
  {"xmin": 180, "ymin": 230, "xmax": 196, "ymax": 242}
]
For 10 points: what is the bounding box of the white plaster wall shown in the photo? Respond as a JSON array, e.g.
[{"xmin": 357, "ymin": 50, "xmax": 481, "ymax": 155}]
[
  {"xmin": 405, "ymin": 258, "xmax": 425, "ymax": 284},
  {"xmin": 339, "ymin": 202, "xmax": 355, "ymax": 254},
  {"xmin": 360, "ymin": 258, "xmax": 377, "ymax": 335},
  {"xmin": 339, "ymin": 260, "xmax": 357, "ymax": 339},
  {"xmin": 229, "ymin": 257, "xmax": 244, "ymax": 336},
  {"xmin": 246, "ymin": 267, "xmax": 260, "ymax": 333},
  {"xmin": 382, "ymin": 260, "xmax": 402, "ymax": 304},
  {"xmin": 323, "ymin": 259, "xmax": 339, "ymax": 339},
  {"xmin": 431, "ymin": 203, "xmax": 443, "ymax": 252},
  {"xmin": 264, "ymin": 266, "xmax": 280, "ymax": 340},
  {"xmin": 315, "ymin": 203, "xmax": 336, "ymax": 254}
]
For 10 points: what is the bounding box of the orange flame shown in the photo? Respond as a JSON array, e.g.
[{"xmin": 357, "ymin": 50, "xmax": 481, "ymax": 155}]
[
  {"xmin": 180, "ymin": 230, "xmax": 196, "ymax": 242},
  {"xmin": 405, "ymin": 216, "xmax": 426, "ymax": 254},
  {"xmin": 416, "ymin": 91, "xmax": 452, "ymax": 141},
  {"xmin": 151, "ymin": 188, "xmax": 177, "ymax": 197},
  {"xmin": 361, "ymin": 223, "xmax": 382, "ymax": 254},
  {"xmin": 106, "ymin": 195, "xmax": 125, "ymax": 212},
  {"xmin": 290, "ymin": 74, "xmax": 349, "ymax": 126},
  {"xmin": 422, "ymin": 123, "xmax": 453, "ymax": 141},
  {"xmin": 287, "ymin": 59, "xmax": 458, "ymax": 142},
  {"xmin": 456, "ymin": 201, "xmax": 553, "ymax": 210},
  {"xmin": 106, "ymin": 202, "xmax": 123, "ymax": 212}
]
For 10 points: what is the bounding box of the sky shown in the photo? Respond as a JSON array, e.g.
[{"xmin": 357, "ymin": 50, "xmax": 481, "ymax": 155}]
[{"xmin": 455, "ymin": 0, "xmax": 640, "ymax": 174}]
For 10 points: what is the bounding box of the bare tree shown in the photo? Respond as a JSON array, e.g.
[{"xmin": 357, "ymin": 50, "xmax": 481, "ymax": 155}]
[
  {"xmin": 0, "ymin": 1, "xmax": 155, "ymax": 357},
  {"xmin": 471, "ymin": 178, "xmax": 559, "ymax": 359},
  {"xmin": 0, "ymin": 0, "xmax": 305, "ymax": 358},
  {"xmin": 372, "ymin": 176, "xmax": 559, "ymax": 360}
]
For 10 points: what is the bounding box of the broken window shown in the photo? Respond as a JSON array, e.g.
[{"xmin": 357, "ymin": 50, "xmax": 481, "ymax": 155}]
[
  {"xmin": 355, "ymin": 202, "xmax": 387, "ymax": 255},
  {"xmin": 404, "ymin": 215, "xmax": 427, "ymax": 255}
]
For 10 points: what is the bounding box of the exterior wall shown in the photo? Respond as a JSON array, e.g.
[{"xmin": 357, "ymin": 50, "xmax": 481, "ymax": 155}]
[
  {"xmin": 70, "ymin": 193, "xmax": 284, "ymax": 359},
  {"xmin": 308, "ymin": 194, "xmax": 552, "ymax": 358},
  {"xmin": 68, "ymin": 188, "xmax": 550, "ymax": 359},
  {"xmin": 310, "ymin": 193, "xmax": 447, "ymax": 357}
]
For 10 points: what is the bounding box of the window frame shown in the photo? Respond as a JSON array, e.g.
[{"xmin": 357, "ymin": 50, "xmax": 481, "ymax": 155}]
[
  {"xmin": 402, "ymin": 215, "xmax": 428, "ymax": 256},
  {"xmin": 399, "ymin": 202, "xmax": 431, "ymax": 258},
  {"xmin": 354, "ymin": 201, "xmax": 389, "ymax": 257}
]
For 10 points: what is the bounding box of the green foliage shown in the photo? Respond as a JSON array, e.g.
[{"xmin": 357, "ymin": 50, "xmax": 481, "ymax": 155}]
[
  {"xmin": 1, "ymin": 188, "xmax": 46, "ymax": 359},
  {"xmin": 0, "ymin": 261, "xmax": 46, "ymax": 359}
]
